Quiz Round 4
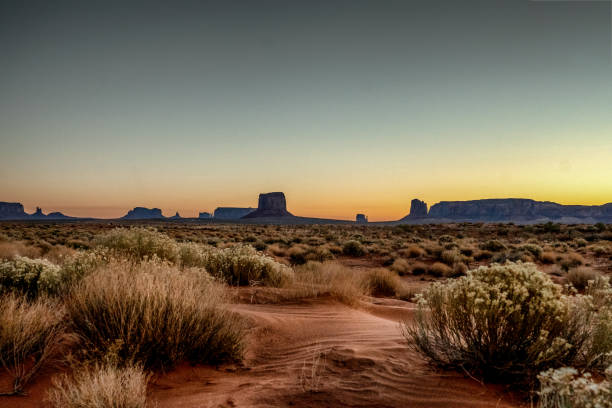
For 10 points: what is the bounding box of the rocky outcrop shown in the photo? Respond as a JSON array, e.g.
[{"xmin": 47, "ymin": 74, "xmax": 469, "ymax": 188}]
[
  {"xmin": 356, "ymin": 214, "xmax": 368, "ymax": 224},
  {"xmin": 428, "ymin": 199, "xmax": 612, "ymax": 222},
  {"xmin": 121, "ymin": 207, "xmax": 164, "ymax": 220},
  {"xmin": 408, "ymin": 199, "xmax": 428, "ymax": 218},
  {"xmin": 242, "ymin": 192, "xmax": 293, "ymax": 218},
  {"xmin": 213, "ymin": 207, "xmax": 254, "ymax": 220},
  {"xmin": 0, "ymin": 202, "xmax": 75, "ymax": 220},
  {"xmin": 198, "ymin": 212, "xmax": 212, "ymax": 219},
  {"xmin": 169, "ymin": 212, "xmax": 182, "ymax": 220},
  {"xmin": 0, "ymin": 202, "xmax": 28, "ymax": 219}
]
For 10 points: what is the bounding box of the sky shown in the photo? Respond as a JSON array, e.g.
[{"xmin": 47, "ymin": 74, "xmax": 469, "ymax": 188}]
[{"xmin": 1, "ymin": 0, "xmax": 611, "ymax": 221}]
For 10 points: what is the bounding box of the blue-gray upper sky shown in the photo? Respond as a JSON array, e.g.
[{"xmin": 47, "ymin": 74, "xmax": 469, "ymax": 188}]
[{"xmin": 1, "ymin": 0, "xmax": 611, "ymax": 220}]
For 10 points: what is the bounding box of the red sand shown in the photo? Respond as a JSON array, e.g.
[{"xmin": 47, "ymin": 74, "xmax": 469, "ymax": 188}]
[{"xmin": 1, "ymin": 297, "xmax": 525, "ymax": 408}]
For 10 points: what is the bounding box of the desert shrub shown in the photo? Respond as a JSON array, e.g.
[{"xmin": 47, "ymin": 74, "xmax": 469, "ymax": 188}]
[
  {"xmin": 390, "ymin": 258, "xmax": 410, "ymax": 276},
  {"xmin": 411, "ymin": 262, "xmax": 428, "ymax": 275},
  {"xmin": 541, "ymin": 251, "xmax": 557, "ymax": 264},
  {"xmin": 519, "ymin": 244, "xmax": 543, "ymax": 259},
  {"xmin": 47, "ymin": 363, "xmax": 149, "ymax": 408},
  {"xmin": 560, "ymin": 253, "xmax": 584, "ymax": 271},
  {"xmin": 0, "ymin": 294, "xmax": 66, "ymax": 395},
  {"xmin": 0, "ymin": 251, "xmax": 106, "ymax": 299},
  {"xmin": 267, "ymin": 244, "xmax": 286, "ymax": 257},
  {"xmin": 474, "ymin": 250, "xmax": 493, "ymax": 261},
  {"xmin": 580, "ymin": 277, "xmax": 612, "ymax": 370},
  {"xmin": 94, "ymin": 227, "xmax": 179, "ymax": 263},
  {"xmin": 480, "ymin": 240, "xmax": 506, "ymax": 252},
  {"xmin": 66, "ymin": 260, "xmax": 245, "ymax": 370},
  {"xmin": 403, "ymin": 263, "xmax": 583, "ymax": 383},
  {"xmin": 428, "ymin": 262, "xmax": 451, "ymax": 277},
  {"xmin": 538, "ymin": 366, "xmax": 612, "ymax": 408},
  {"xmin": 440, "ymin": 249, "xmax": 461, "ymax": 266},
  {"xmin": 438, "ymin": 235, "xmax": 455, "ymax": 243},
  {"xmin": 362, "ymin": 268, "xmax": 402, "ymax": 297},
  {"xmin": 201, "ymin": 245, "xmax": 293, "ymax": 287},
  {"xmin": 288, "ymin": 245, "xmax": 309, "ymax": 265},
  {"xmin": 404, "ymin": 245, "xmax": 425, "ymax": 258},
  {"xmin": 0, "ymin": 241, "xmax": 42, "ymax": 260},
  {"xmin": 449, "ymin": 262, "xmax": 468, "ymax": 277},
  {"xmin": 566, "ymin": 267, "xmax": 601, "ymax": 291},
  {"xmin": 0, "ymin": 256, "xmax": 62, "ymax": 299},
  {"xmin": 292, "ymin": 262, "xmax": 367, "ymax": 305},
  {"xmin": 342, "ymin": 240, "xmax": 365, "ymax": 257}
]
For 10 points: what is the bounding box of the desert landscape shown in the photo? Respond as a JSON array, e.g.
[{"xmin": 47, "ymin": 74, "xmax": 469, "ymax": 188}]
[
  {"xmin": 2, "ymin": 0, "xmax": 611, "ymax": 406},
  {"xmin": 0, "ymin": 220, "xmax": 610, "ymax": 407}
]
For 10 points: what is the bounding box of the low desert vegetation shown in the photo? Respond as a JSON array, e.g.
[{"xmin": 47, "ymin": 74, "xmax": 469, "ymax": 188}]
[
  {"xmin": 402, "ymin": 262, "xmax": 611, "ymax": 386},
  {"xmin": 0, "ymin": 294, "xmax": 66, "ymax": 395},
  {"xmin": 0, "ymin": 221, "xmax": 610, "ymax": 404},
  {"xmin": 538, "ymin": 366, "xmax": 611, "ymax": 408},
  {"xmin": 67, "ymin": 259, "xmax": 245, "ymax": 369},
  {"xmin": 47, "ymin": 363, "xmax": 149, "ymax": 408}
]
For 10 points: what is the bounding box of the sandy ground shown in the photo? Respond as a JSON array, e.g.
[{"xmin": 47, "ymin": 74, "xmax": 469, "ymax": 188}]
[{"xmin": 1, "ymin": 296, "xmax": 525, "ymax": 408}]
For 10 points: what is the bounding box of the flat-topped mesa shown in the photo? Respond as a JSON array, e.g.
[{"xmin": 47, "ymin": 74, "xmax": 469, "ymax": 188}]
[
  {"xmin": 408, "ymin": 199, "xmax": 428, "ymax": 218},
  {"xmin": 0, "ymin": 202, "xmax": 28, "ymax": 219},
  {"xmin": 122, "ymin": 207, "xmax": 164, "ymax": 220},
  {"xmin": 428, "ymin": 199, "xmax": 612, "ymax": 221},
  {"xmin": 198, "ymin": 212, "xmax": 212, "ymax": 219},
  {"xmin": 242, "ymin": 192, "xmax": 293, "ymax": 218},
  {"xmin": 214, "ymin": 207, "xmax": 254, "ymax": 220},
  {"xmin": 356, "ymin": 214, "xmax": 368, "ymax": 224}
]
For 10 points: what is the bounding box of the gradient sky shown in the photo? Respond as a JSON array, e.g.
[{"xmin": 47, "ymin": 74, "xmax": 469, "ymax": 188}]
[{"xmin": 1, "ymin": 0, "xmax": 611, "ymax": 220}]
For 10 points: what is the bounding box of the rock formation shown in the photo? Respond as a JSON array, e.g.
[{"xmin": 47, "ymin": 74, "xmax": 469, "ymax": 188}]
[
  {"xmin": 0, "ymin": 202, "xmax": 28, "ymax": 219},
  {"xmin": 198, "ymin": 212, "xmax": 212, "ymax": 219},
  {"xmin": 213, "ymin": 207, "xmax": 255, "ymax": 220},
  {"xmin": 356, "ymin": 214, "xmax": 368, "ymax": 224},
  {"xmin": 428, "ymin": 199, "xmax": 612, "ymax": 222},
  {"xmin": 169, "ymin": 212, "xmax": 182, "ymax": 220},
  {"xmin": 408, "ymin": 199, "xmax": 428, "ymax": 218},
  {"xmin": 242, "ymin": 192, "xmax": 293, "ymax": 218},
  {"xmin": 121, "ymin": 207, "xmax": 164, "ymax": 220}
]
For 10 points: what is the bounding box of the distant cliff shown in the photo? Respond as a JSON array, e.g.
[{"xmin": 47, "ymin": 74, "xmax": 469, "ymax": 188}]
[
  {"xmin": 426, "ymin": 199, "xmax": 612, "ymax": 223},
  {"xmin": 121, "ymin": 207, "xmax": 164, "ymax": 220}
]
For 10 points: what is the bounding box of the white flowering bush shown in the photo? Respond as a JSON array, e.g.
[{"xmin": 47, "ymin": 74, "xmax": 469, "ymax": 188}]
[
  {"xmin": 200, "ymin": 244, "xmax": 294, "ymax": 287},
  {"xmin": 0, "ymin": 251, "xmax": 107, "ymax": 298},
  {"xmin": 538, "ymin": 366, "xmax": 612, "ymax": 408},
  {"xmin": 94, "ymin": 227, "xmax": 179, "ymax": 263},
  {"xmin": 0, "ymin": 256, "xmax": 62, "ymax": 298},
  {"xmin": 402, "ymin": 262, "xmax": 584, "ymax": 382},
  {"xmin": 580, "ymin": 277, "xmax": 612, "ymax": 370},
  {"xmin": 94, "ymin": 228, "xmax": 293, "ymax": 287}
]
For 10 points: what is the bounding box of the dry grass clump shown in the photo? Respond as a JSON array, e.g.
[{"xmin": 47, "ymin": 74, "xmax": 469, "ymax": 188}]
[
  {"xmin": 342, "ymin": 240, "xmax": 366, "ymax": 257},
  {"xmin": 292, "ymin": 262, "xmax": 368, "ymax": 305},
  {"xmin": 0, "ymin": 241, "xmax": 42, "ymax": 260},
  {"xmin": 560, "ymin": 253, "xmax": 585, "ymax": 271},
  {"xmin": 540, "ymin": 251, "xmax": 557, "ymax": 264},
  {"xmin": 566, "ymin": 267, "xmax": 601, "ymax": 291},
  {"xmin": 428, "ymin": 262, "xmax": 451, "ymax": 277},
  {"xmin": 403, "ymin": 262, "xmax": 585, "ymax": 383},
  {"xmin": 390, "ymin": 258, "xmax": 410, "ymax": 276},
  {"xmin": 361, "ymin": 268, "xmax": 403, "ymax": 297},
  {"xmin": 47, "ymin": 363, "xmax": 149, "ymax": 408},
  {"xmin": 538, "ymin": 366, "xmax": 611, "ymax": 408},
  {"xmin": 66, "ymin": 260, "xmax": 245, "ymax": 369},
  {"xmin": 402, "ymin": 245, "xmax": 425, "ymax": 258},
  {"xmin": 0, "ymin": 294, "xmax": 66, "ymax": 395}
]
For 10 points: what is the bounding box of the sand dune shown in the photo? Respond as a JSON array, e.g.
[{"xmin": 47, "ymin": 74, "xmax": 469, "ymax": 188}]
[{"xmin": 150, "ymin": 297, "xmax": 524, "ymax": 408}]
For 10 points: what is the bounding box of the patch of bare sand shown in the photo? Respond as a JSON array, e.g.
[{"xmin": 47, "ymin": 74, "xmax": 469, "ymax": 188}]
[{"xmin": 150, "ymin": 297, "xmax": 525, "ymax": 408}]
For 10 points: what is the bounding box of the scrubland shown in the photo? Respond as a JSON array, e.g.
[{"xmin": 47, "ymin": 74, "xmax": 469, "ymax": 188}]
[{"xmin": 0, "ymin": 221, "xmax": 610, "ymax": 407}]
